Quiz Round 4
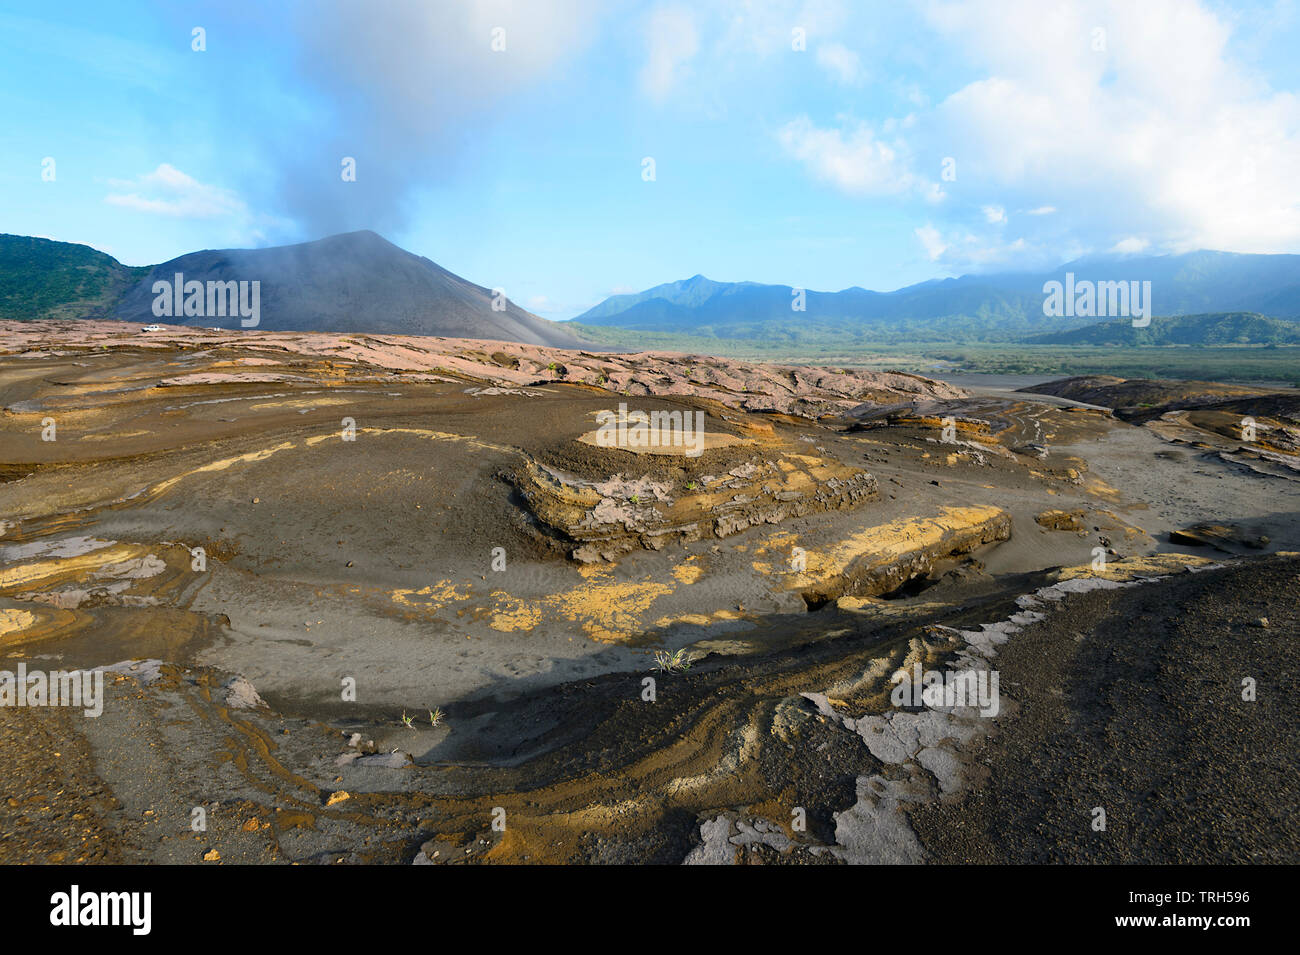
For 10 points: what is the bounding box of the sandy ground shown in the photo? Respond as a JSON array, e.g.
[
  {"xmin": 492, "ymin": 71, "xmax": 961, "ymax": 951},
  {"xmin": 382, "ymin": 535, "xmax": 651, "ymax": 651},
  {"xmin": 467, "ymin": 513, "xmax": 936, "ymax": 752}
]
[{"xmin": 1056, "ymin": 424, "xmax": 1300, "ymax": 548}]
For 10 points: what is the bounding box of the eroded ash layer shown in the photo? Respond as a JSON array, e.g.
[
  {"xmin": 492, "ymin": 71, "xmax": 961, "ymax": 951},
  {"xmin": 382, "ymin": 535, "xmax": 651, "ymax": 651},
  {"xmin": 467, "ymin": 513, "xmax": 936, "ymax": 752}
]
[{"xmin": 1, "ymin": 321, "xmax": 1297, "ymax": 864}]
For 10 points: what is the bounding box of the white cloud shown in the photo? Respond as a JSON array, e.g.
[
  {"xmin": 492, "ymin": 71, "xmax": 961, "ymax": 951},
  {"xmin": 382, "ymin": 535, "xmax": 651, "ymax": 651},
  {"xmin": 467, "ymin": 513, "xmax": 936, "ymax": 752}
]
[
  {"xmin": 920, "ymin": 0, "xmax": 1300, "ymax": 253},
  {"xmin": 778, "ymin": 115, "xmax": 940, "ymax": 198},
  {"xmin": 915, "ymin": 225, "xmax": 948, "ymax": 260},
  {"xmin": 636, "ymin": 1, "xmax": 855, "ymax": 109},
  {"xmin": 915, "ymin": 224, "xmax": 1035, "ymax": 269},
  {"xmin": 982, "ymin": 204, "xmax": 1007, "ymax": 224},
  {"xmin": 104, "ymin": 164, "xmax": 247, "ymax": 219},
  {"xmin": 713, "ymin": 0, "xmax": 852, "ymax": 59},
  {"xmin": 1110, "ymin": 237, "xmax": 1150, "ymax": 254},
  {"xmin": 816, "ymin": 41, "xmax": 863, "ymax": 85},
  {"xmin": 1025, "ymin": 205, "xmax": 1057, "ymax": 215},
  {"xmin": 640, "ymin": 5, "xmax": 699, "ymax": 101}
]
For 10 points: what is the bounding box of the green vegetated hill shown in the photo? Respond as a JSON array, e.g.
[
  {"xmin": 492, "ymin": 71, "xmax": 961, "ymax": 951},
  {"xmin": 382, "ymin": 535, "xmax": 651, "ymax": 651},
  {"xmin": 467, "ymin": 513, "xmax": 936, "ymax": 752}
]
[
  {"xmin": 1024, "ymin": 312, "xmax": 1300, "ymax": 346},
  {"xmin": 0, "ymin": 234, "xmax": 147, "ymax": 320}
]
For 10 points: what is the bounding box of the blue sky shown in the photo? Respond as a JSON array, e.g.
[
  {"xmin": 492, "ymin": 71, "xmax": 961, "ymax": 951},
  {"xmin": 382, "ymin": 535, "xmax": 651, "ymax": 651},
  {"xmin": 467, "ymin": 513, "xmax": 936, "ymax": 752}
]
[{"xmin": 3, "ymin": 0, "xmax": 1299, "ymax": 318}]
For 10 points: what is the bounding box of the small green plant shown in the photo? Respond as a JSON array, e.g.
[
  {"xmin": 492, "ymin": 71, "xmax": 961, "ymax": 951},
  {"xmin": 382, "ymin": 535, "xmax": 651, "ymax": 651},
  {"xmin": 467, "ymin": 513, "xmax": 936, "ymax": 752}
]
[
  {"xmin": 429, "ymin": 707, "xmax": 444, "ymax": 728},
  {"xmin": 685, "ymin": 481, "xmax": 697, "ymax": 491},
  {"xmin": 548, "ymin": 362, "xmax": 558, "ymax": 372},
  {"xmin": 400, "ymin": 710, "xmax": 415, "ymax": 730},
  {"xmin": 630, "ymin": 494, "xmax": 640, "ymax": 504},
  {"xmin": 653, "ymin": 648, "xmax": 692, "ymax": 673}
]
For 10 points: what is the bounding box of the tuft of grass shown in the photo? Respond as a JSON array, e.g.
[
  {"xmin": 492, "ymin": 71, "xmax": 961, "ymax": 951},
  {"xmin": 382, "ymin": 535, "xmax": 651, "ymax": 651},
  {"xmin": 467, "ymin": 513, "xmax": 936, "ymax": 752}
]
[
  {"xmin": 429, "ymin": 707, "xmax": 445, "ymax": 728},
  {"xmin": 653, "ymin": 648, "xmax": 692, "ymax": 673}
]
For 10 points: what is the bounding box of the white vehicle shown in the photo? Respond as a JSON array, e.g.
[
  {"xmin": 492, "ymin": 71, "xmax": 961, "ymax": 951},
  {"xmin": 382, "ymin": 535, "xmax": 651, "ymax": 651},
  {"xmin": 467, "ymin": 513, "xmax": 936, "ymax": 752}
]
[{"xmin": 141, "ymin": 324, "xmax": 165, "ymax": 333}]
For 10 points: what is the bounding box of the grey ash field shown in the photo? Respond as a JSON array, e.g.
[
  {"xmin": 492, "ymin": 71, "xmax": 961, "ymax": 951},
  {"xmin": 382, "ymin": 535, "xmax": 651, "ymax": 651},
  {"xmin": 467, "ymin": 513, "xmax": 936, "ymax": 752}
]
[{"xmin": 0, "ymin": 319, "xmax": 1296, "ymax": 864}]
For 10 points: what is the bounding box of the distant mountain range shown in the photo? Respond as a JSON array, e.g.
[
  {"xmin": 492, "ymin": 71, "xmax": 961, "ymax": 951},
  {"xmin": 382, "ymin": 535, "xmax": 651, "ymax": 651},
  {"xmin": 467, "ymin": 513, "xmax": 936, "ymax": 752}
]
[
  {"xmin": 573, "ymin": 251, "xmax": 1300, "ymax": 342},
  {"xmin": 7, "ymin": 233, "xmax": 1300, "ymax": 348},
  {"xmin": 0, "ymin": 231, "xmax": 591, "ymax": 348}
]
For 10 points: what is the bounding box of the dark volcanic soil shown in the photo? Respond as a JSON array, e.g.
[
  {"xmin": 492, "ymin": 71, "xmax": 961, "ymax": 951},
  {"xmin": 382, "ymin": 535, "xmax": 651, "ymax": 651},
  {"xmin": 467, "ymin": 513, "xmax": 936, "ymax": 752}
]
[
  {"xmin": 2, "ymin": 321, "xmax": 1298, "ymax": 864},
  {"xmin": 909, "ymin": 555, "xmax": 1300, "ymax": 864}
]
